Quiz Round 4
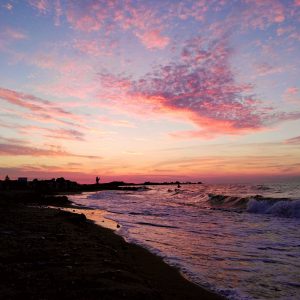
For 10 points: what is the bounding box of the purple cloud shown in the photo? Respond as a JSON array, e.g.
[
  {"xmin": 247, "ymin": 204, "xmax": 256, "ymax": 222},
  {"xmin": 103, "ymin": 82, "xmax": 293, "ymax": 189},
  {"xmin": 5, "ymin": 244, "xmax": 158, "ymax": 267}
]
[
  {"xmin": 98, "ymin": 35, "xmax": 300, "ymax": 138},
  {"xmin": 130, "ymin": 36, "xmax": 264, "ymax": 135}
]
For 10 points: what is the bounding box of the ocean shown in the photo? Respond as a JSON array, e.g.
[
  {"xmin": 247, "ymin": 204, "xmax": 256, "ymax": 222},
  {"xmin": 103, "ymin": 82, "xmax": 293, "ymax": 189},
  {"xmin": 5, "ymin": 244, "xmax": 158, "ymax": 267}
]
[{"xmin": 70, "ymin": 182, "xmax": 300, "ymax": 299}]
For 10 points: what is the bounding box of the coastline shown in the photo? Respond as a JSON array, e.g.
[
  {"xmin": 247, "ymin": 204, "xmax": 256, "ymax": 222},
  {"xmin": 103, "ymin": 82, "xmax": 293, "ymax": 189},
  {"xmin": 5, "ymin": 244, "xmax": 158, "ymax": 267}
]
[{"xmin": 0, "ymin": 195, "xmax": 224, "ymax": 299}]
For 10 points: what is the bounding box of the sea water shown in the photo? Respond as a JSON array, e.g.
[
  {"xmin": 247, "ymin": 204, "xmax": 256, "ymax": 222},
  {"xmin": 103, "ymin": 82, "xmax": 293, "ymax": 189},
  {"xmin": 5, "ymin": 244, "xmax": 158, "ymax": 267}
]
[{"xmin": 70, "ymin": 182, "xmax": 300, "ymax": 299}]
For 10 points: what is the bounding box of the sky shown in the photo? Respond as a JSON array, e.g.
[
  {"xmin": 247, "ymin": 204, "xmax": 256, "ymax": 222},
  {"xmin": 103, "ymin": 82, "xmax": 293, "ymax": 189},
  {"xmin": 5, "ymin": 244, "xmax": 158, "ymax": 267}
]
[{"xmin": 0, "ymin": 0, "xmax": 300, "ymax": 183}]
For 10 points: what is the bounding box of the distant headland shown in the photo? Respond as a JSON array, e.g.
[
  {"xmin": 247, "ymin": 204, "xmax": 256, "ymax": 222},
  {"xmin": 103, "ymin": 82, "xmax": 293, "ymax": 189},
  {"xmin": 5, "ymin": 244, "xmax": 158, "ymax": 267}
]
[{"xmin": 0, "ymin": 176, "xmax": 203, "ymax": 193}]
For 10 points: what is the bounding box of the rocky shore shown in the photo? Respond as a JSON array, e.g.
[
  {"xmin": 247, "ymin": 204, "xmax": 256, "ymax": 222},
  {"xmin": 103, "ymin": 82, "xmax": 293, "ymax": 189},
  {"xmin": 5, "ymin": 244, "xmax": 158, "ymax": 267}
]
[{"xmin": 0, "ymin": 193, "xmax": 224, "ymax": 299}]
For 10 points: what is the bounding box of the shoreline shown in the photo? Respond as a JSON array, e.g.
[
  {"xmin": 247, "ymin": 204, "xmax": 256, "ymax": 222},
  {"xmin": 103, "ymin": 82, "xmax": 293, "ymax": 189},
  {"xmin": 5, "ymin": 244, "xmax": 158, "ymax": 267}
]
[
  {"xmin": 0, "ymin": 194, "xmax": 224, "ymax": 299},
  {"xmin": 50, "ymin": 206, "xmax": 120, "ymax": 231}
]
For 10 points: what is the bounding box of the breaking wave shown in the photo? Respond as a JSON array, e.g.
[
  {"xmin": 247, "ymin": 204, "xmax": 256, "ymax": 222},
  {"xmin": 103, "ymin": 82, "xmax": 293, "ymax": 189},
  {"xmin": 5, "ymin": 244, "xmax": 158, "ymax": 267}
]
[
  {"xmin": 208, "ymin": 194, "xmax": 300, "ymax": 218},
  {"xmin": 247, "ymin": 198, "xmax": 300, "ymax": 218}
]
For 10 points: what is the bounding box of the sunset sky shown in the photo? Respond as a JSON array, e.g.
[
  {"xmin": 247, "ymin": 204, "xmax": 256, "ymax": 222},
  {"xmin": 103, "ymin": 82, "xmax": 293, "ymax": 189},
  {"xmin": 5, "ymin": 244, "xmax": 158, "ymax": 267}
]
[{"xmin": 0, "ymin": 0, "xmax": 300, "ymax": 183}]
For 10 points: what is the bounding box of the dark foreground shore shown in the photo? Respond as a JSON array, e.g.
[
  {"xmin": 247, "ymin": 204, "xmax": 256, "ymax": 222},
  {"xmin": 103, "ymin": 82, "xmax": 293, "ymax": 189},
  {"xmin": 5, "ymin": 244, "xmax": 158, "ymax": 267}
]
[{"xmin": 0, "ymin": 195, "xmax": 223, "ymax": 300}]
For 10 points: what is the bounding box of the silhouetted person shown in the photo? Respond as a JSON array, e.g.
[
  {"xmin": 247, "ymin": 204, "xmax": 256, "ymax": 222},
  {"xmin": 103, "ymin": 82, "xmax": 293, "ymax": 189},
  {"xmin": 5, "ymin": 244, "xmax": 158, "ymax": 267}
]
[
  {"xmin": 4, "ymin": 175, "xmax": 10, "ymax": 190},
  {"xmin": 96, "ymin": 176, "xmax": 100, "ymax": 185}
]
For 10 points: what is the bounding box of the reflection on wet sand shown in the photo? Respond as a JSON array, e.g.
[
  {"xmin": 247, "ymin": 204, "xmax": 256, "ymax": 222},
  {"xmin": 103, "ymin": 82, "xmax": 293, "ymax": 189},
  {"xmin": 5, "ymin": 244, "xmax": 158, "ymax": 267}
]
[{"xmin": 49, "ymin": 206, "xmax": 120, "ymax": 231}]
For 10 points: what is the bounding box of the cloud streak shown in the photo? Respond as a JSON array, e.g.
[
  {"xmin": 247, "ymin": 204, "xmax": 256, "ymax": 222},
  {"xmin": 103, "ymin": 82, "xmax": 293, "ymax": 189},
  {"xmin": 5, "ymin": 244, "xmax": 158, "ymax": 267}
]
[
  {"xmin": 0, "ymin": 142, "xmax": 100, "ymax": 158},
  {"xmin": 284, "ymin": 136, "xmax": 300, "ymax": 144},
  {"xmin": 18, "ymin": 126, "xmax": 86, "ymax": 141},
  {"xmin": 0, "ymin": 26, "xmax": 27, "ymax": 51},
  {"xmin": 28, "ymin": 0, "xmax": 49, "ymax": 13},
  {"xmin": 0, "ymin": 87, "xmax": 82, "ymax": 124}
]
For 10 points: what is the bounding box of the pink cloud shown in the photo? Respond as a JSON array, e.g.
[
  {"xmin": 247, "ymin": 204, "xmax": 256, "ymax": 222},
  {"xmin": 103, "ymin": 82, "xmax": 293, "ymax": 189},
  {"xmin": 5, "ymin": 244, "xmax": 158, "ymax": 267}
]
[
  {"xmin": 136, "ymin": 30, "xmax": 170, "ymax": 49},
  {"xmin": 24, "ymin": 0, "xmax": 300, "ymax": 54},
  {"xmin": 0, "ymin": 27, "xmax": 27, "ymax": 50},
  {"xmin": 73, "ymin": 38, "xmax": 115, "ymax": 57},
  {"xmin": 129, "ymin": 37, "xmax": 265, "ymax": 135},
  {"xmin": 169, "ymin": 0, "xmax": 292, "ymax": 38},
  {"xmin": 283, "ymin": 87, "xmax": 300, "ymax": 103},
  {"xmin": 255, "ymin": 63, "xmax": 284, "ymax": 76},
  {"xmin": 25, "ymin": 49, "xmax": 99, "ymax": 100},
  {"xmin": 30, "ymin": 0, "xmax": 111, "ymax": 33},
  {"xmin": 0, "ymin": 136, "xmax": 25, "ymax": 144},
  {"xmin": 0, "ymin": 87, "xmax": 83, "ymax": 124},
  {"xmin": 28, "ymin": 0, "xmax": 49, "ymax": 13},
  {"xmin": 0, "ymin": 87, "xmax": 49, "ymax": 110},
  {"xmin": 42, "ymin": 128, "xmax": 85, "ymax": 141},
  {"xmin": 68, "ymin": 13, "xmax": 102, "ymax": 32},
  {"xmin": 54, "ymin": 0, "xmax": 62, "ymax": 26},
  {"xmin": 2, "ymin": 3, "xmax": 13, "ymax": 10},
  {"xmin": 295, "ymin": 0, "xmax": 300, "ymax": 6},
  {"xmin": 39, "ymin": 80, "xmax": 98, "ymax": 101},
  {"xmin": 0, "ymin": 142, "xmax": 99, "ymax": 158},
  {"xmin": 203, "ymin": 0, "xmax": 292, "ymax": 39},
  {"xmin": 0, "ymin": 105, "xmax": 82, "ymax": 129},
  {"xmin": 285, "ymin": 87, "xmax": 299, "ymax": 95},
  {"xmin": 276, "ymin": 26, "xmax": 292, "ymax": 36},
  {"xmin": 18, "ymin": 126, "xmax": 86, "ymax": 141},
  {"xmin": 63, "ymin": 1, "xmax": 169, "ymax": 49},
  {"xmin": 31, "ymin": 52, "xmax": 92, "ymax": 76},
  {"xmin": 275, "ymin": 25, "xmax": 300, "ymax": 42},
  {"xmin": 116, "ymin": 1, "xmax": 164, "ymax": 31},
  {"xmin": 29, "ymin": 0, "xmax": 62, "ymax": 25},
  {"xmin": 65, "ymin": 1, "xmax": 109, "ymax": 32},
  {"xmin": 267, "ymin": 111, "xmax": 300, "ymax": 124},
  {"xmin": 96, "ymin": 35, "xmax": 300, "ymax": 138},
  {"xmin": 5, "ymin": 27, "xmax": 27, "ymax": 40},
  {"xmin": 240, "ymin": 0, "xmax": 287, "ymax": 30},
  {"xmin": 30, "ymin": 53, "xmax": 56, "ymax": 69},
  {"xmin": 3, "ymin": 2, "xmax": 299, "ymax": 141},
  {"xmin": 96, "ymin": 38, "xmax": 255, "ymax": 134},
  {"xmin": 99, "ymin": 73, "xmax": 132, "ymax": 91}
]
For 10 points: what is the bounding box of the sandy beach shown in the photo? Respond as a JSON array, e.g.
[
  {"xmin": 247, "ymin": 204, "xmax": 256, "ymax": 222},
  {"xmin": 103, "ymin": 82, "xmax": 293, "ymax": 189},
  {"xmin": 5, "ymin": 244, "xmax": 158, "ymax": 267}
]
[{"xmin": 0, "ymin": 194, "xmax": 223, "ymax": 300}]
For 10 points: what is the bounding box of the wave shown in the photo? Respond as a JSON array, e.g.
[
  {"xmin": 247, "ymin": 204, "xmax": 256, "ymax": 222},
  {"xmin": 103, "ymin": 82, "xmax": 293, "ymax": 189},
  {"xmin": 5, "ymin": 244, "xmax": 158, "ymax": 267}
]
[
  {"xmin": 208, "ymin": 194, "xmax": 300, "ymax": 218},
  {"xmin": 247, "ymin": 198, "xmax": 300, "ymax": 218},
  {"xmin": 254, "ymin": 184, "xmax": 271, "ymax": 191},
  {"xmin": 208, "ymin": 194, "xmax": 249, "ymax": 210},
  {"xmin": 129, "ymin": 211, "xmax": 169, "ymax": 217},
  {"xmin": 136, "ymin": 221, "xmax": 179, "ymax": 229}
]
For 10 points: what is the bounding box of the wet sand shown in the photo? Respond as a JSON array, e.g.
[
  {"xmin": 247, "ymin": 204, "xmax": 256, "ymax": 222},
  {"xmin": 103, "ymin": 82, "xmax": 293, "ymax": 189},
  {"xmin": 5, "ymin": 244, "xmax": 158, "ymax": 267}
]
[{"xmin": 0, "ymin": 197, "xmax": 224, "ymax": 299}]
